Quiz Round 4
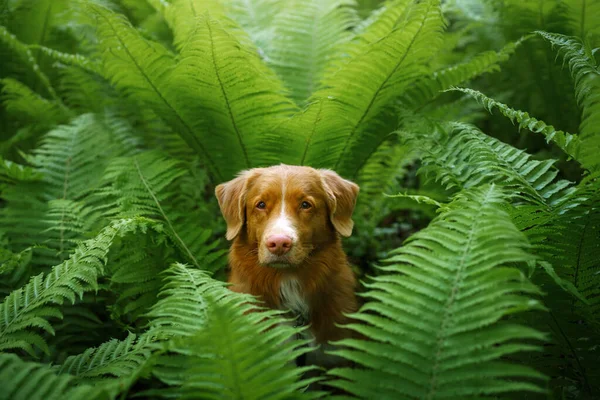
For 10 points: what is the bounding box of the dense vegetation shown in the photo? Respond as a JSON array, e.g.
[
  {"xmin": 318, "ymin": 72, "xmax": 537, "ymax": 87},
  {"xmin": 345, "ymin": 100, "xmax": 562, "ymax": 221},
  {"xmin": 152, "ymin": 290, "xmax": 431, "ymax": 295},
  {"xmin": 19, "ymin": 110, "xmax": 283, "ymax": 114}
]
[{"xmin": 0, "ymin": 0, "xmax": 599, "ymax": 398}]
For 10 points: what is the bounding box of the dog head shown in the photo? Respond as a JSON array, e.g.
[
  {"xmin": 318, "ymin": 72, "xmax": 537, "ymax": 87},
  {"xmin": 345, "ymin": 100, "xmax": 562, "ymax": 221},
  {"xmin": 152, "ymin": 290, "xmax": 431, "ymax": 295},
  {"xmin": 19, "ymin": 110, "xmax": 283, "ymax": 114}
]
[{"xmin": 215, "ymin": 165, "xmax": 359, "ymax": 268}]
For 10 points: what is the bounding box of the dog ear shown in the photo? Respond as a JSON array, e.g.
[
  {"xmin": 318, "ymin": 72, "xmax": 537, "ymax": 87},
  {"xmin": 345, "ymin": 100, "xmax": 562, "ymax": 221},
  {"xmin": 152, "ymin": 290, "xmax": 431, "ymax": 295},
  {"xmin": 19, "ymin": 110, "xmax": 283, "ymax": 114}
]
[
  {"xmin": 319, "ymin": 169, "xmax": 360, "ymax": 237},
  {"xmin": 215, "ymin": 170, "xmax": 255, "ymax": 240}
]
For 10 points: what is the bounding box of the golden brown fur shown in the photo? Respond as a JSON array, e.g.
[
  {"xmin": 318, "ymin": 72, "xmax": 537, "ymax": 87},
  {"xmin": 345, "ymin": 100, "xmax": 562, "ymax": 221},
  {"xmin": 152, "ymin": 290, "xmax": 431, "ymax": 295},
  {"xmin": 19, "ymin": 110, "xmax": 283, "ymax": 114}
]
[{"xmin": 216, "ymin": 165, "xmax": 359, "ymax": 344}]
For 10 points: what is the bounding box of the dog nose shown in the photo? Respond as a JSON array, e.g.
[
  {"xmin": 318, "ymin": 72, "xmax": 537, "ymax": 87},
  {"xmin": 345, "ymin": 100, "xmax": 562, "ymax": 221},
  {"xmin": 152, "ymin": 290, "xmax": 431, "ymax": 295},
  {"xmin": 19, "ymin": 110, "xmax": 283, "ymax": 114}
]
[{"xmin": 266, "ymin": 235, "xmax": 292, "ymax": 255}]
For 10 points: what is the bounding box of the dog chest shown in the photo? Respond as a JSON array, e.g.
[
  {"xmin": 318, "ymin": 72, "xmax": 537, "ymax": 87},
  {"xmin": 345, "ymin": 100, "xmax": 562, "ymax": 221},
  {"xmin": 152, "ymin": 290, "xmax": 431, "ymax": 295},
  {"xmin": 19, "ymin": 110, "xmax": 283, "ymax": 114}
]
[{"xmin": 279, "ymin": 277, "xmax": 309, "ymax": 322}]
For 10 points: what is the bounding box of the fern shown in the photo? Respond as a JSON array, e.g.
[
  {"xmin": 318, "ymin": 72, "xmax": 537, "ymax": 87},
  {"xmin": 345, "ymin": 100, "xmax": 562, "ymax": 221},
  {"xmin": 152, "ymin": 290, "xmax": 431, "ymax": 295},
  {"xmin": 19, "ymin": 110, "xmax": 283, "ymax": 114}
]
[
  {"xmin": 419, "ymin": 122, "xmax": 576, "ymax": 208},
  {"xmin": 148, "ymin": 264, "xmax": 316, "ymax": 399},
  {"xmin": 0, "ymin": 353, "xmax": 108, "ymax": 400},
  {"xmin": 451, "ymin": 87, "xmax": 581, "ymax": 162},
  {"xmin": 299, "ymin": 0, "xmax": 445, "ymax": 176},
  {"xmin": 401, "ymin": 38, "xmax": 524, "ymax": 110},
  {"xmin": 268, "ymin": 0, "xmax": 358, "ymax": 104},
  {"xmin": 537, "ymin": 31, "xmax": 600, "ymax": 172},
  {"xmin": 57, "ymin": 332, "xmax": 156, "ymax": 383},
  {"xmin": 0, "ymin": 218, "xmax": 154, "ymax": 355},
  {"xmin": 329, "ymin": 185, "xmax": 547, "ymax": 398}
]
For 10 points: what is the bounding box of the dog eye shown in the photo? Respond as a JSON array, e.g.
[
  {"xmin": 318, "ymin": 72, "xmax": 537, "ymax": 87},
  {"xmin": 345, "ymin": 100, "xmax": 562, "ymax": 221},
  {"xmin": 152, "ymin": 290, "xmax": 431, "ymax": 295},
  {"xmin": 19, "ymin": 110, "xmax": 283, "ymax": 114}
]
[
  {"xmin": 256, "ymin": 201, "xmax": 266, "ymax": 209},
  {"xmin": 300, "ymin": 201, "xmax": 312, "ymax": 210}
]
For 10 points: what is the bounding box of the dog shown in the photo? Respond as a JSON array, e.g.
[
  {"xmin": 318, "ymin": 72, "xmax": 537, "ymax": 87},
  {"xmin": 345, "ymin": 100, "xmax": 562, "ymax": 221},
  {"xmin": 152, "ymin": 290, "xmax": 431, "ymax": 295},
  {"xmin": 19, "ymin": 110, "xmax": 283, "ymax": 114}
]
[{"xmin": 215, "ymin": 164, "xmax": 359, "ymax": 366}]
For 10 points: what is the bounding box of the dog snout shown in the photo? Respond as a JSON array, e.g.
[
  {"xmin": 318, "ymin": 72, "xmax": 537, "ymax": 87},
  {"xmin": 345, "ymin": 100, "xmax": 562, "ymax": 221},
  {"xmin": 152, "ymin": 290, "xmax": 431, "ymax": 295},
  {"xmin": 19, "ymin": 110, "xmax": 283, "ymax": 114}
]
[{"xmin": 266, "ymin": 234, "xmax": 293, "ymax": 255}]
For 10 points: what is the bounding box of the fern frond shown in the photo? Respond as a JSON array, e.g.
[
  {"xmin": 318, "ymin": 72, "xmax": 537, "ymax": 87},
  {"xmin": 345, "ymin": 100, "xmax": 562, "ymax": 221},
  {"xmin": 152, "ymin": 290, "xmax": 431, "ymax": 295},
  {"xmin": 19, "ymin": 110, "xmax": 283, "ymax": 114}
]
[
  {"xmin": 268, "ymin": 0, "xmax": 358, "ymax": 104},
  {"xmin": 0, "ymin": 25, "xmax": 65, "ymax": 106},
  {"xmin": 57, "ymin": 332, "xmax": 156, "ymax": 381},
  {"xmin": 171, "ymin": 13, "xmax": 298, "ymax": 176},
  {"xmin": 1, "ymin": 78, "xmax": 68, "ymax": 129},
  {"xmin": 0, "ymin": 218, "xmax": 153, "ymax": 355},
  {"xmin": 561, "ymin": 0, "xmax": 600, "ymax": 42},
  {"xmin": 90, "ymin": 4, "xmax": 223, "ymax": 178},
  {"xmin": 0, "ymin": 156, "xmax": 41, "ymax": 184},
  {"xmin": 299, "ymin": 0, "xmax": 445, "ymax": 177},
  {"xmin": 148, "ymin": 264, "xmax": 316, "ymax": 399},
  {"xmin": 537, "ymin": 31, "xmax": 600, "ymax": 172},
  {"xmin": 420, "ymin": 122, "xmax": 576, "ymax": 208},
  {"xmin": 329, "ymin": 185, "xmax": 547, "ymax": 398},
  {"xmin": 401, "ymin": 38, "xmax": 523, "ymax": 109},
  {"xmin": 450, "ymin": 87, "xmax": 581, "ymax": 162},
  {"xmin": 32, "ymin": 113, "xmax": 136, "ymax": 201},
  {"xmin": 100, "ymin": 151, "xmax": 218, "ymax": 269},
  {"xmin": 0, "ymin": 353, "xmax": 108, "ymax": 400},
  {"xmin": 145, "ymin": 262, "xmax": 253, "ymax": 338},
  {"xmin": 221, "ymin": 0, "xmax": 285, "ymax": 52}
]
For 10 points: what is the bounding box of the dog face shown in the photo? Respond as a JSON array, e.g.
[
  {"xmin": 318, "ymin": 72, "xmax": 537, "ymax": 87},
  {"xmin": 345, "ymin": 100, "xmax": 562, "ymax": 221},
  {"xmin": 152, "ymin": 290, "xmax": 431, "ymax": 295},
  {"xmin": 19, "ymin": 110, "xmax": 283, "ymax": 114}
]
[{"xmin": 216, "ymin": 165, "xmax": 359, "ymax": 268}]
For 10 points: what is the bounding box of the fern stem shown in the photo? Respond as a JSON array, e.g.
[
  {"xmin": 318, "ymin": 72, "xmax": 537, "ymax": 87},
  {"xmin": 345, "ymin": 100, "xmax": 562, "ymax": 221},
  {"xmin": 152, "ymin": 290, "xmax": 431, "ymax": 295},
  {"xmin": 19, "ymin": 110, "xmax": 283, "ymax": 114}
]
[{"xmin": 133, "ymin": 158, "xmax": 200, "ymax": 269}]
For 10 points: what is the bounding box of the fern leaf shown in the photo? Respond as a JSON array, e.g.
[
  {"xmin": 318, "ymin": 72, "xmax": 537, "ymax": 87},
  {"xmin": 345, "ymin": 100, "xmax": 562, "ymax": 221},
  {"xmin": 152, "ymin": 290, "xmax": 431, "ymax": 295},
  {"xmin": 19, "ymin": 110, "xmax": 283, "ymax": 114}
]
[
  {"xmin": 0, "ymin": 353, "xmax": 108, "ymax": 400},
  {"xmin": 57, "ymin": 332, "xmax": 155, "ymax": 381},
  {"xmin": 145, "ymin": 262, "xmax": 254, "ymax": 338},
  {"xmin": 268, "ymin": 0, "xmax": 358, "ymax": 104},
  {"xmin": 100, "ymin": 151, "xmax": 219, "ymax": 269},
  {"xmin": 329, "ymin": 185, "xmax": 547, "ymax": 398},
  {"xmin": 148, "ymin": 264, "xmax": 316, "ymax": 399},
  {"xmin": 0, "ymin": 218, "xmax": 152, "ymax": 355},
  {"xmin": 451, "ymin": 87, "xmax": 581, "ymax": 162},
  {"xmin": 0, "ymin": 25, "xmax": 65, "ymax": 106},
  {"xmin": 171, "ymin": 13, "xmax": 298, "ymax": 176},
  {"xmin": 1, "ymin": 78, "xmax": 68, "ymax": 129},
  {"xmin": 299, "ymin": 0, "xmax": 445, "ymax": 176},
  {"xmin": 90, "ymin": 4, "xmax": 223, "ymax": 179},
  {"xmin": 401, "ymin": 38, "xmax": 524, "ymax": 109},
  {"xmin": 420, "ymin": 122, "xmax": 576, "ymax": 207},
  {"xmin": 537, "ymin": 31, "xmax": 600, "ymax": 172}
]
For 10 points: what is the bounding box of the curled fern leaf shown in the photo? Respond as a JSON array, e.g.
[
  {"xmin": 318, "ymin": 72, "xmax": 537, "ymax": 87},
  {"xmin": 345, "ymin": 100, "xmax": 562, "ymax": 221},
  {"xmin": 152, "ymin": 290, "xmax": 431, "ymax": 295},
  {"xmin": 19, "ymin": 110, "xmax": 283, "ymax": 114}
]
[{"xmin": 329, "ymin": 185, "xmax": 547, "ymax": 398}]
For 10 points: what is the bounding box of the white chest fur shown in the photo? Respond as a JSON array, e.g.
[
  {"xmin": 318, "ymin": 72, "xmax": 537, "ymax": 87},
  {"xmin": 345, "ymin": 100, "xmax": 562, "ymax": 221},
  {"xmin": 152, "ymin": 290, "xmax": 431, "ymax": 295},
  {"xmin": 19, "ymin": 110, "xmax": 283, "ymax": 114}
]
[{"xmin": 279, "ymin": 277, "xmax": 309, "ymax": 320}]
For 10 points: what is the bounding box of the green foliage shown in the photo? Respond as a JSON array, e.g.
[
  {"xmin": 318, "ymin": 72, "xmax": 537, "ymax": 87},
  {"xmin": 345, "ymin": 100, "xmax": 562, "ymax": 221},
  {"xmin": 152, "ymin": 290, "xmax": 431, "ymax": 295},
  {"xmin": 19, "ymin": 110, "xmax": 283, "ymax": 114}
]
[
  {"xmin": 1, "ymin": 0, "xmax": 599, "ymax": 399},
  {"xmin": 329, "ymin": 186, "xmax": 547, "ymax": 398}
]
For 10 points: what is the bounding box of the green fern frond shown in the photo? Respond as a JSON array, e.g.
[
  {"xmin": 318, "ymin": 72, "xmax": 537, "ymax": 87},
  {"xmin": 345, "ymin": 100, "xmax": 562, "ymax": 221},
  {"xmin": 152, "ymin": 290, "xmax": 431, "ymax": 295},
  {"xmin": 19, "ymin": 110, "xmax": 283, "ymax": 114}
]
[
  {"xmin": 0, "ymin": 353, "xmax": 109, "ymax": 400},
  {"xmin": 171, "ymin": 13, "xmax": 298, "ymax": 175},
  {"xmin": 145, "ymin": 262, "xmax": 254, "ymax": 338},
  {"xmin": 32, "ymin": 113, "xmax": 136, "ymax": 201},
  {"xmin": 561, "ymin": 0, "xmax": 600, "ymax": 42},
  {"xmin": 149, "ymin": 264, "xmax": 316, "ymax": 399},
  {"xmin": 221, "ymin": 0, "xmax": 285, "ymax": 52},
  {"xmin": 90, "ymin": 4, "xmax": 223, "ymax": 175},
  {"xmin": 57, "ymin": 332, "xmax": 156, "ymax": 381},
  {"xmin": 0, "ymin": 218, "xmax": 154, "ymax": 355},
  {"xmin": 420, "ymin": 122, "xmax": 576, "ymax": 208},
  {"xmin": 0, "ymin": 156, "xmax": 41, "ymax": 184},
  {"xmin": 0, "ymin": 25, "xmax": 65, "ymax": 106},
  {"xmin": 1, "ymin": 78, "xmax": 68, "ymax": 129},
  {"xmin": 450, "ymin": 87, "xmax": 581, "ymax": 162},
  {"xmin": 536, "ymin": 31, "xmax": 600, "ymax": 172},
  {"xmin": 299, "ymin": 0, "xmax": 445, "ymax": 177},
  {"xmin": 268, "ymin": 0, "xmax": 358, "ymax": 104},
  {"xmin": 0, "ymin": 247, "xmax": 33, "ymax": 297},
  {"xmin": 329, "ymin": 185, "xmax": 547, "ymax": 398},
  {"xmin": 401, "ymin": 38, "xmax": 523, "ymax": 109},
  {"xmin": 99, "ymin": 151, "xmax": 217, "ymax": 269}
]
